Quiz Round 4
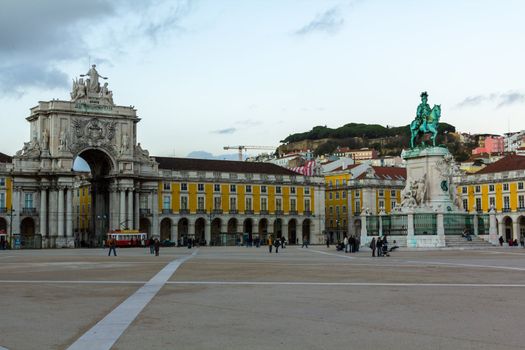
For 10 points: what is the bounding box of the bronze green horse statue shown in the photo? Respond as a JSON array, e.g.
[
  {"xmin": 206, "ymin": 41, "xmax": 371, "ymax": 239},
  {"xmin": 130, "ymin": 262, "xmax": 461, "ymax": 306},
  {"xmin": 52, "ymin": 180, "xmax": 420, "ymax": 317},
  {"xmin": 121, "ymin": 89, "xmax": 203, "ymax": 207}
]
[{"xmin": 410, "ymin": 104, "xmax": 441, "ymax": 148}]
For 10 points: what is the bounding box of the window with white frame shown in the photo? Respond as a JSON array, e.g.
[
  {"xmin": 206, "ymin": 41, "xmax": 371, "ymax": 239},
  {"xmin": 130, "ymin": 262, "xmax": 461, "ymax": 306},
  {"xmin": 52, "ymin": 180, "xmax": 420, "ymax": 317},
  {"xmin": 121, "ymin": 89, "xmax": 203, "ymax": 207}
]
[
  {"xmin": 304, "ymin": 187, "xmax": 310, "ymax": 195},
  {"xmin": 378, "ymin": 200, "xmax": 384, "ymax": 210},
  {"xmin": 140, "ymin": 195, "xmax": 148, "ymax": 209},
  {"xmin": 214, "ymin": 196, "xmax": 221, "ymax": 209},
  {"xmin": 391, "ymin": 200, "xmax": 396, "ymax": 209},
  {"xmin": 198, "ymin": 183, "xmax": 205, "ymax": 192},
  {"xmin": 261, "ymin": 185, "xmax": 267, "ymax": 193},
  {"xmin": 355, "ymin": 191, "xmax": 360, "ymax": 198},
  {"xmin": 335, "ymin": 192, "xmax": 339, "ymax": 199},
  {"xmin": 198, "ymin": 196, "xmax": 205, "ymax": 210},
  {"xmin": 329, "ymin": 206, "xmax": 333, "ymax": 214},
  {"xmin": 475, "ymin": 185, "xmax": 480, "ymax": 193},
  {"xmin": 261, "ymin": 197, "xmax": 267, "ymax": 211},
  {"xmin": 475, "ymin": 197, "xmax": 481, "ymax": 211},
  {"xmin": 246, "ymin": 197, "xmax": 252, "ymax": 210},
  {"xmin": 214, "ymin": 184, "xmax": 221, "ymax": 192},
  {"xmin": 246, "ymin": 185, "xmax": 252, "ymax": 193},
  {"xmin": 290, "ymin": 186, "xmax": 296, "ymax": 194},
  {"xmin": 180, "ymin": 196, "xmax": 188, "ymax": 210},
  {"xmin": 504, "ymin": 196, "xmax": 510, "ymax": 209},
  {"xmin": 355, "ymin": 200, "xmax": 360, "ymax": 213},
  {"xmin": 290, "ymin": 198, "xmax": 296, "ymax": 211},
  {"xmin": 378, "ymin": 189, "xmax": 384, "ymax": 197},
  {"xmin": 462, "ymin": 199, "xmax": 468, "ymax": 211},
  {"xmin": 489, "ymin": 184, "xmax": 495, "ymax": 192},
  {"xmin": 0, "ymin": 178, "xmax": 5, "ymax": 187},
  {"xmin": 230, "ymin": 197, "xmax": 237, "ymax": 210},
  {"xmin": 276, "ymin": 186, "xmax": 281, "ymax": 194},
  {"xmin": 342, "ymin": 205, "xmax": 347, "ymax": 213},
  {"xmin": 24, "ymin": 193, "xmax": 33, "ymax": 208},
  {"xmin": 519, "ymin": 182, "xmax": 524, "ymax": 190},
  {"xmin": 180, "ymin": 183, "xmax": 187, "ymax": 191},
  {"xmin": 489, "ymin": 197, "xmax": 495, "ymax": 208},
  {"xmin": 329, "ymin": 192, "xmax": 333, "ymax": 200},
  {"xmin": 304, "ymin": 198, "xmax": 310, "ymax": 211},
  {"xmin": 336, "ymin": 206, "xmax": 340, "ymax": 215},
  {"xmin": 503, "ymin": 183, "xmax": 509, "ymax": 191},
  {"xmin": 163, "ymin": 182, "xmax": 171, "ymax": 190},
  {"xmin": 519, "ymin": 195, "xmax": 524, "ymax": 209},
  {"xmin": 0, "ymin": 192, "xmax": 5, "ymax": 208},
  {"xmin": 163, "ymin": 195, "xmax": 171, "ymax": 209},
  {"xmin": 462, "ymin": 186, "xmax": 467, "ymax": 194},
  {"xmin": 230, "ymin": 184, "xmax": 236, "ymax": 193},
  {"xmin": 391, "ymin": 189, "xmax": 396, "ymax": 197},
  {"xmin": 276, "ymin": 198, "xmax": 282, "ymax": 211}
]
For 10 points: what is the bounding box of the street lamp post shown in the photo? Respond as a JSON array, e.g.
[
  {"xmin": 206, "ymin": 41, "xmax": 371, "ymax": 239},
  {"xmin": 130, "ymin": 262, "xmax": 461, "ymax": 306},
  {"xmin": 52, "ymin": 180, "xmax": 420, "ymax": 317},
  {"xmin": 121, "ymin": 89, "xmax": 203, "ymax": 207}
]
[{"xmin": 8, "ymin": 208, "xmax": 15, "ymax": 249}]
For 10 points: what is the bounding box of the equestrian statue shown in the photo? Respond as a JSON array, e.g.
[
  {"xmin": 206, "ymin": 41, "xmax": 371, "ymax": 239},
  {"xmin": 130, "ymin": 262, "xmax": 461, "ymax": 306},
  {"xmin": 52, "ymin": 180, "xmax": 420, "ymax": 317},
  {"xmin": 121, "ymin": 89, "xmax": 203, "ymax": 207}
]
[{"xmin": 410, "ymin": 91, "xmax": 441, "ymax": 148}]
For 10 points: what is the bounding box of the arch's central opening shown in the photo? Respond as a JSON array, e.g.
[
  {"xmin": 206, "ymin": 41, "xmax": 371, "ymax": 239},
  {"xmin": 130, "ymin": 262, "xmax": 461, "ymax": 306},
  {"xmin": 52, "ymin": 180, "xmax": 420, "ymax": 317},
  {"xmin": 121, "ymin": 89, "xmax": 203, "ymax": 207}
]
[{"xmin": 74, "ymin": 149, "xmax": 114, "ymax": 246}]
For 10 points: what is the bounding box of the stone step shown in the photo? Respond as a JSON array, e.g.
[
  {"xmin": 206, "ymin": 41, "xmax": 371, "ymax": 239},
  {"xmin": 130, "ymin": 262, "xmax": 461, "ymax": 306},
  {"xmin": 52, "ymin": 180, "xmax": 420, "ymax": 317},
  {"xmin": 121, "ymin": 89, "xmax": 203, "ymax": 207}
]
[{"xmin": 445, "ymin": 235, "xmax": 494, "ymax": 248}]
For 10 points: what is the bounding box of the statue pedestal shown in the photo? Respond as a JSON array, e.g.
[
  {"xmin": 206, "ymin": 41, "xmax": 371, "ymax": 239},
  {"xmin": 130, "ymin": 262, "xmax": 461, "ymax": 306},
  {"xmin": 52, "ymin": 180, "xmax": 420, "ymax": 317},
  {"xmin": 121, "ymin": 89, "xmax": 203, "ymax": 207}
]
[{"xmin": 401, "ymin": 146, "xmax": 459, "ymax": 213}]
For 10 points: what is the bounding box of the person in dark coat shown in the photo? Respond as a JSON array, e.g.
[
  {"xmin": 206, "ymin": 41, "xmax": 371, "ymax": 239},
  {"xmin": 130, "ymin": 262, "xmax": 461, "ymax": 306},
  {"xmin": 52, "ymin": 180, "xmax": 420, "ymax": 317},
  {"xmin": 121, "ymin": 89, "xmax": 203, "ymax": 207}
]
[
  {"xmin": 274, "ymin": 237, "xmax": 280, "ymax": 253},
  {"xmin": 149, "ymin": 238, "xmax": 155, "ymax": 254},
  {"xmin": 154, "ymin": 238, "xmax": 160, "ymax": 256},
  {"xmin": 376, "ymin": 237, "xmax": 383, "ymax": 257},
  {"xmin": 370, "ymin": 237, "xmax": 376, "ymax": 257}
]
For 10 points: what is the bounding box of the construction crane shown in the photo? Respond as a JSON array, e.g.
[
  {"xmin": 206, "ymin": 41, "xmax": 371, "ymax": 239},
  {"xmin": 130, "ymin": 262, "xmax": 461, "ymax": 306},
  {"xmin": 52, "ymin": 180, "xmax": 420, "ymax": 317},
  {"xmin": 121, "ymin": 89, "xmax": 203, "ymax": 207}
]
[{"xmin": 223, "ymin": 145, "xmax": 276, "ymax": 161}]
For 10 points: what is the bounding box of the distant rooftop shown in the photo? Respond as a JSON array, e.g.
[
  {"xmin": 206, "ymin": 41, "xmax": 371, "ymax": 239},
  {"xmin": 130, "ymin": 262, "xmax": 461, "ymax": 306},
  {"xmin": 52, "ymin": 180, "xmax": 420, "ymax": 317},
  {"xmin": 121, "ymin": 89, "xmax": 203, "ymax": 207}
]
[
  {"xmin": 475, "ymin": 154, "xmax": 525, "ymax": 174},
  {"xmin": 0, "ymin": 152, "xmax": 12, "ymax": 163}
]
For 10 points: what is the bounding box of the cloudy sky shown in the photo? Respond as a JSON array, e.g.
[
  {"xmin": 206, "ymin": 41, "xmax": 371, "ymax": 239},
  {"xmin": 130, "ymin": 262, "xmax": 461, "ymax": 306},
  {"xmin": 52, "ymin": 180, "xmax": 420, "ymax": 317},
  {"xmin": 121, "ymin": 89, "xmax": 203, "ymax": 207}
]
[{"xmin": 1, "ymin": 0, "xmax": 525, "ymax": 158}]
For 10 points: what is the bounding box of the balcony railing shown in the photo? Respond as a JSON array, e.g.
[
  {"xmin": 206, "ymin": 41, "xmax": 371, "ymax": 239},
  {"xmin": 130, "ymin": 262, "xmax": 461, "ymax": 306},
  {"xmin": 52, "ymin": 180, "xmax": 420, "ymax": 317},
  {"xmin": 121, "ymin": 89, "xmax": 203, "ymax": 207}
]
[
  {"xmin": 140, "ymin": 208, "xmax": 151, "ymax": 216},
  {"xmin": 0, "ymin": 207, "xmax": 7, "ymax": 213},
  {"xmin": 244, "ymin": 210, "xmax": 254, "ymax": 215},
  {"xmin": 229, "ymin": 209, "xmax": 238, "ymax": 214},
  {"xmin": 260, "ymin": 210, "xmax": 269, "ymax": 215},
  {"xmin": 303, "ymin": 210, "xmax": 312, "ymax": 217},
  {"xmin": 212, "ymin": 209, "xmax": 223, "ymax": 215},
  {"xmin": 502, "ymin": 208, "xmax": 511, "ymax": 213},
  {"xmin": 21, "ymin": 208, "xmax": 37, "ymax": 216},
  {"xmin": 179, "ymin": 209, "xmax": 190, "ymax": 215},
  {"xmin": 196, "ymin": 209, "xmax": 206, "ymax": 214},
  {"xmin": 275, "ymin": 210, "xmax": 284, "ymax": 215},
  {"xmin": 162, "ymin": 209, "xmax": 173, "ymax": 214},
  {"xmin": 289, "ymin": 210, "xmax": 298, "ymax": 215}
]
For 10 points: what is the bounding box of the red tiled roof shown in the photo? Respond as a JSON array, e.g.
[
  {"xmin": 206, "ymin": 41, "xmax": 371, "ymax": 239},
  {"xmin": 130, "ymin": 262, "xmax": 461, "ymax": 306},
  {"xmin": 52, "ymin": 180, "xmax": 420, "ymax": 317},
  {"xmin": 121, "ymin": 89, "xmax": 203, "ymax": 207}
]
[
  {"xmin": 356, "ymin": 166, "xmax": 406, "ymax": 180},
  {"xmin": 0, "ymin": 152, "xmax": 11, "ymax": 163},
  {"xmin": 475, "ymin": 154, "xmax": 525, "ymax": 174},
  {"xmin": 154, "ymin": 157, "xmax": 298, "ymax": 175},
  {"xmin": 329, "ymin": 164, "xmax": 360, "ymax": 172}
]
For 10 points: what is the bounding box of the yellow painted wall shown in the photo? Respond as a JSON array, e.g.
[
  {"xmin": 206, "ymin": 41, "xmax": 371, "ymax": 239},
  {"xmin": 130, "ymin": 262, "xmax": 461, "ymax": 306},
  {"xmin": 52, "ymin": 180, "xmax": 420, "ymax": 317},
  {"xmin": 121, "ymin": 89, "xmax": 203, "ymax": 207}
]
[
  {"xmin": 254, "ymin": 185, "xmax": 261, "ymax": 212},
  {"xmin": 205, "ymin": 184, "xmax": 213, "ymax": 211},
  {"xmin": 268, "ymin": 186, "xmax": 275, "ymax": 212},
  {"xmin": 172, "ymin": 182, "xmax": 180, "ymax": 212},
  {"xmin": 6, "ymin": 177, "xmax": 12, "ymax": 210},
  {"xmin": 221, "ymin": 184, "xmax": 230, "ymax": 211},
  {"xmin": 188, "ymin": 183, "xmax": 197, "ymax": 212}
]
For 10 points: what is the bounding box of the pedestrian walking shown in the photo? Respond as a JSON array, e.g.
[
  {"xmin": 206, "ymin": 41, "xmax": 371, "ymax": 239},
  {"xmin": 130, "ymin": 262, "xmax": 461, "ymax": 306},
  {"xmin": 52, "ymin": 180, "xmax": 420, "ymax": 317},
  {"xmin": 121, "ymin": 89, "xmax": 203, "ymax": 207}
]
[
  {"xmin": 108, "ymin": 236, "xmax": 117, "ymax": 256},
  {"xmin": 377, "ymin": 237, "xmax": 383, "ymax": 257},
  {"xmin": 349, "ymin": 235, "xmax": 355, "ymax": 253},
  {"xmin": 370, "ymin": 237, "xmax": 376, "ymax": 257},
  {"xmin": 154, "ymin": 238, "xmax": 160, "ymax": 256},
  {"xmin": 268, "ymin": 235, "xmax": 273, "ymax": 253},
  {"xmin": 274, "ymin": 237, "xmax": 280, "ymax": 253},
  {"xmin": 149, "ymin": 238, "xmax": 155, "ymax": 254},
  {"xmin": 302, "ymin": 235, "xmax": 308, "ymax": 248},
  {"xmin": 326, "ymin": 234, "xmax": 330, "ymax": 248},
  {"xmin": 499, "ymin": 236, "xmax": 504, "ymax": 246},
  {"xmin": 343, "ymin": 236, "xmax": 349, "ymax": 253}
]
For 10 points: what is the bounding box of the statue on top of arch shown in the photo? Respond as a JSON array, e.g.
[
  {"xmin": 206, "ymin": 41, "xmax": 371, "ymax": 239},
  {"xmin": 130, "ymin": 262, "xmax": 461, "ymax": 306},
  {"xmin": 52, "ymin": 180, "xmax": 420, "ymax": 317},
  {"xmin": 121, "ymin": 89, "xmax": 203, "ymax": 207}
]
[{"xmin": 71, "ymin": 64, "xmax": 114, "ymax": 105}]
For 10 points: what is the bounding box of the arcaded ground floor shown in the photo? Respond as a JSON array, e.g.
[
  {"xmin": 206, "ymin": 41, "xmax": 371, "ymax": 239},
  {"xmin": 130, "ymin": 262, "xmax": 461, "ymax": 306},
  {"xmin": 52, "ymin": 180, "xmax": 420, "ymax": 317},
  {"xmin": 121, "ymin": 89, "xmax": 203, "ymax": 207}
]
[{"xmin": 1, "ymin": 246, "xmax": 525, "ymax": 350}]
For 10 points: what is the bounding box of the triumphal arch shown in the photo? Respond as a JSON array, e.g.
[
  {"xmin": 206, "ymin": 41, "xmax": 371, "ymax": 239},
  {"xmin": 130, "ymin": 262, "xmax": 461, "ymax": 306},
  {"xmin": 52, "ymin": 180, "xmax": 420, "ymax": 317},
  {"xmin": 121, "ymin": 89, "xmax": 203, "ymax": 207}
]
[{"xmin": 12, "ymin": 66, "xmax": 160, "ymax": 247}]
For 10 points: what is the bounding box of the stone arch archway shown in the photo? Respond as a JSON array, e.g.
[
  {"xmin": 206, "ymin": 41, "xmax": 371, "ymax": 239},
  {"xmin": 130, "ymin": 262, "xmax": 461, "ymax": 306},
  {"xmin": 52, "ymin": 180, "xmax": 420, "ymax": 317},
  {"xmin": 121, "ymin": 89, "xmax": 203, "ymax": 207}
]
[
  {"xmin": 274, "ymin": 219, "xmax": 282, "ymax": 238},
  {"xmin": 302, "ymin": 219, "xmax": 311, "ymax": 242},
  {"xmin": 518, "ymin": 216, "xmax": 525, "ymax": 241},
  {"xmin": 258, "ymin": 218, "xmax": 269, "ymax": 243},
  {"xmin": 211, "ymin": 218, "xmax": 222, "ymax": 245},
  {"xmin": 160, "ymin": 218, "xmax": 172, "ymax": 241},
  {"xmin": 0, "ymin": 217, "xmax": 7, "ymax": 234},
  {"xmin": 503, "ymin": 216, "xmax": 513, "ymax": 242},
  {"xmin": 243, "ymin": 218, "xmax": 253, "ymax": 245},
  {"xmin": 178, "ymin": 218, "xmax": 189, "ymax": 245},
  {"xmin": 74, "ymin": 148, "xmax": 116, "ymax": 244},
  {"xmin": 227, "ymin": 218, "xmax": 238, "ymax": 245},
  {"xmin": 21, "ymin": 217, "xmax": 35, "ymax": 236},
  {"xmin": 288, "ymin": 219, "xmax": 297, "ymax": 244},
  {"xmin": 195, "ymin": 217, "xmax": 206, "ymax": 244}
]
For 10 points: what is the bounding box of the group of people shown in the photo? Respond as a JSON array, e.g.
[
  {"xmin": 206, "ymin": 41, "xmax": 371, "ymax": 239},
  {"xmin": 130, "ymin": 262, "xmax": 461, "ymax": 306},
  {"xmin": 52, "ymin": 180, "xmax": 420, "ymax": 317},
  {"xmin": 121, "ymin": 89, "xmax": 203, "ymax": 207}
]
[
  {"xmin": 267, "ymin": 235, "xmax": 287, "ymax": 253},
  {"xmin": 499, "ymin": 235, "xmax": 525, "ymax": 247},
  {"xmin": 106, "ymin": 237, "xmax": 161, "ymax": 256},
  {"xmin": 336, "ymin": 235, "xmax": 360, "ymax": 253},
  {"xmin": 369, "ymin": 236, "xmax": 399, "ymax": 257}
]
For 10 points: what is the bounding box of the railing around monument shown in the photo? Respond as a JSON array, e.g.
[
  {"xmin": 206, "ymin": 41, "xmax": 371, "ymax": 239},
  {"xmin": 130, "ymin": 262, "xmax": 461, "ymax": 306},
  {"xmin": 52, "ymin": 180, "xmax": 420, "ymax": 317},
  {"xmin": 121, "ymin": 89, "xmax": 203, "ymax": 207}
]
[
  {"xmin": 443, "ymin": 213, "xmax": 473, "ymax": 235},
  {"xmin": 383, "ymin": 214, "xmax": 408, "ymax": 236},
  {"xmin": 414, "ymin": 214, "xmax": 437, "ymax": 235},
  {"xmin": 477, "ymin": 214, "xmax": 490, "ymax": 235},
  {"xmin": 11, "ymin": 234, "xmax": 42, "ymax": 249},
  {"xmin": 366, "ymin": 215, "xmax": 380, "ymax": 236}
]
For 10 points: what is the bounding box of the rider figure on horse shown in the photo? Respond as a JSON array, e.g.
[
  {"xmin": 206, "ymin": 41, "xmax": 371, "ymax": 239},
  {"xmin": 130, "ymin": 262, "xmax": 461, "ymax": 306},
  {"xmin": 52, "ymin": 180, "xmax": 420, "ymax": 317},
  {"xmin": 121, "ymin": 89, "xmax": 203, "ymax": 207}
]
[{"xmin": 416, "ymin": 91, "xmax": 431, "ymax": 131}]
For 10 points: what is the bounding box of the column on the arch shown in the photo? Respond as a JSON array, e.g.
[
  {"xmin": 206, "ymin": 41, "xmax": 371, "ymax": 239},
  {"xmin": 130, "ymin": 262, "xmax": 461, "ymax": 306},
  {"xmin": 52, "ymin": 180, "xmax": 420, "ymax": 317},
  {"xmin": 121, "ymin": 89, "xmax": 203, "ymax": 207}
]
[
  {"xmin": 39, "ymin": 187, "xmax": 47, "ymax": 237},
  {"xmin": 152, "ymin": 189, "xmax": 159, "ymax": 236},
  {"xmin": 57, "ymin": 186, "xmax": 64, "ymax": 238},
  {"xmin": 66, "ymin": 186, "xmax": 73, "ymax": 240},
  {"xmin": 134, "ymin": 190, "xmax": 140, "ymax": 230},
  {"xmin": 119, "ymin": 187, "xmax": 126, "ymax": 230},
  {"xmin": 204, "ymin": 220, "xmax": 211, "ymax": 246},
  {"xmin": 12, "ymin": 186, "xmax": 21, "ymax": 235},
  {"xmin": 48, "ymin": 187, "xmax": 58, "ymax": 241},
  {"xmin": 109, "ymin": 184, "xmax": 118, "ymax": 231},
  {"xmin": 127, "ymin": 187, "xmax": 133, "ymax": 230}
]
